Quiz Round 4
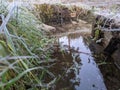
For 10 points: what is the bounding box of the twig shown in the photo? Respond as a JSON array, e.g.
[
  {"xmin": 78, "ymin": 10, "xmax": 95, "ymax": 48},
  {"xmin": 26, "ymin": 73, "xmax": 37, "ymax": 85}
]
[{"xmin": 101, "ymin": 28, "xmax": 120, "ymax": 31}]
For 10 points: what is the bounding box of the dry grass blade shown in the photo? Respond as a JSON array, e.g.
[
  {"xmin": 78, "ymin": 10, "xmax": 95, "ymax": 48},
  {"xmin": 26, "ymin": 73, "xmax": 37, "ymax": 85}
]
[{"xmin": 0, "ymin": 56, "xmax": 38, "ymax": 61}]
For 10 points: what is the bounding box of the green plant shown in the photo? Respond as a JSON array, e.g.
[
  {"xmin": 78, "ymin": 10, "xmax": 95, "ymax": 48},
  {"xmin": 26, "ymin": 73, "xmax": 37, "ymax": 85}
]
[{"xmin": 0, "ymin": 1, "xmax": 56, "ymax": 89}]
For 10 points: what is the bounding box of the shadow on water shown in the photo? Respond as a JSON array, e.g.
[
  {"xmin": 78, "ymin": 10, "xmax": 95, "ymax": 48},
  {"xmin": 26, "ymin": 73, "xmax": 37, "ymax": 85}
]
[
  {"xmin": 50, "ymin": 31, "xmax": 107, "ymax": 90},
  {"xmin": 89, "ymin": 41, "xmax": 120, "ymax": 90}
]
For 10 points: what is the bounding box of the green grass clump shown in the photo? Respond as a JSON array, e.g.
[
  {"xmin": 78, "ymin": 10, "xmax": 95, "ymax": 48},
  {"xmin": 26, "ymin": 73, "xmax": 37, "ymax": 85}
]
[{"xmin": 0, "ymin": 1, "xmax": 56, "ymax": 90}]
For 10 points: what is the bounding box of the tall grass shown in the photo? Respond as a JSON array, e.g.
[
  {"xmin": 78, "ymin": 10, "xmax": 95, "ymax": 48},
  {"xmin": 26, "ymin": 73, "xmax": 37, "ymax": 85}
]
[{"xmin": 0, "ymin": 0, "xmax": 56, "ymax": 89}]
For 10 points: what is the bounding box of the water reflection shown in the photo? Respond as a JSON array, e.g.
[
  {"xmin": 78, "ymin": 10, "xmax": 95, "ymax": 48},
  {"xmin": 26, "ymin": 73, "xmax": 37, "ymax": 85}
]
[
  {"xmin": 51, "ymin": 39, "xmax": 82, "ymax": 90},
  {"xmin": 52, "ymin": 32, "xmax": 107, "ymax": 90}
]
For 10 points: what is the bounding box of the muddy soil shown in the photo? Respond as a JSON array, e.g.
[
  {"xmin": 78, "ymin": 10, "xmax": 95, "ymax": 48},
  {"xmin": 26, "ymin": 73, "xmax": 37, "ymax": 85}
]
[{"xmin": 89, "ymin": 41, "xmax": 120, "ymax": 90}]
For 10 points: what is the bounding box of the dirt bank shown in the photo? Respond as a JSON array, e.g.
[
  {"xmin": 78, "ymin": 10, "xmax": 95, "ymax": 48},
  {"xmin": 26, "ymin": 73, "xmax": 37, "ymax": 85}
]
[{"xmin": 51, "ymin": 20, "xmax": 91, "ymax": 36}]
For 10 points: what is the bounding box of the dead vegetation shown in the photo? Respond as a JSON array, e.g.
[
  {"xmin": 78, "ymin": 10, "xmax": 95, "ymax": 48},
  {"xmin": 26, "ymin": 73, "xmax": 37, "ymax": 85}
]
[{"xmin": 33, "ymin": 4, "xmax": 93, "ymax": 25}]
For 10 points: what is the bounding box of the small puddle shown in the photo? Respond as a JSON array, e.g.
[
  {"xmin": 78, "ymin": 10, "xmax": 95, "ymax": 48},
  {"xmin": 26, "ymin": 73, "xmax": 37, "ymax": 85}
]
[{"xmin": 51, "ymin": 31, "xmax": 107, "ymax": 90}]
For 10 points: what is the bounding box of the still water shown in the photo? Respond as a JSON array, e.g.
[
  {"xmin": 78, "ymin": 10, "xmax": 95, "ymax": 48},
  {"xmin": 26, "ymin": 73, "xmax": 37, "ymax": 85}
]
[{"xmin": 52, "ymin": 32, "xmax": 107, "ymax": 90}]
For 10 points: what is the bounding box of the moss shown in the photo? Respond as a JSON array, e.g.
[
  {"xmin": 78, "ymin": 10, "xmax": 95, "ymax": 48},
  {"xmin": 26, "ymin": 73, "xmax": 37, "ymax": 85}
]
[{"xmin": 93, "ymin": 29, "xmax": 100, "ymax": 40}]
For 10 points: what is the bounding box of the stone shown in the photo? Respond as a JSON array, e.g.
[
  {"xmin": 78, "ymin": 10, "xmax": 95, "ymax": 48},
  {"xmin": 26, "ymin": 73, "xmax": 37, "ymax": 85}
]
[{"xmin": 42, "ymin": 24, "xmax": 56, "ymax": 33}]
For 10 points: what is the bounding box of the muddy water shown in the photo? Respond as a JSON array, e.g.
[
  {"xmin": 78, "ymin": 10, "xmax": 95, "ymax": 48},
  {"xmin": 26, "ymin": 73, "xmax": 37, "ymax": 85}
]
[{"xmin": 52, "ymin": 31, "xmax": 107, "ymax": 90}]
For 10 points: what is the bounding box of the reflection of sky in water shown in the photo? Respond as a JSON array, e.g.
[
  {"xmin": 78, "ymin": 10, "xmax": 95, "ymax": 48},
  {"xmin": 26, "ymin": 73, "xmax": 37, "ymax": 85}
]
[{"xmin": 59, "ymin": 35, "xmax": 107, "ymax": 90}]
